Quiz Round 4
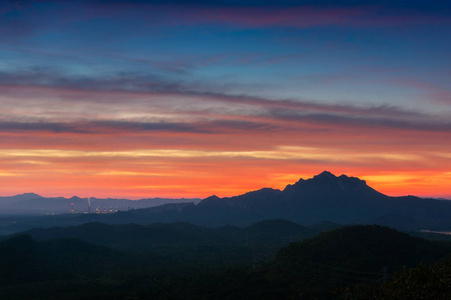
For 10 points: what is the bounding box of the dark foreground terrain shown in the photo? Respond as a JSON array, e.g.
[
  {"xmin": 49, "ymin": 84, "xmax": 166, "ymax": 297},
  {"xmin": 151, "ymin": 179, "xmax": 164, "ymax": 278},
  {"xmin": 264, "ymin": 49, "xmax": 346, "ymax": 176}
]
[{"xmin": 0, "ymin": 222, "xmax": 450, "ymax": 299}]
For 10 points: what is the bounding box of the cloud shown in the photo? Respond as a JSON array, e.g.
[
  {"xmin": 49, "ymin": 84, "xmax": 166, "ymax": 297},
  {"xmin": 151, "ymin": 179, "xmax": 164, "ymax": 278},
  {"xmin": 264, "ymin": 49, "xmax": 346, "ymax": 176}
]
[
  {"xmin": 392, "ymin": 78, "xmax": 451, "ymax": 106},
  {"xmin": 3, "ymin": 0, "xmax": 448, "ymax": 39},
  {"xmin": 0, "ymin": 67, "xmax": 192, "ymax": 93},
  {"xmin": 0, "ymin": 119, "xmax": 278, "ymax": 135},
  {"xmin": 266, "ymin": 109, "xmax": 451, "ymax": 132},
  {"xmin": 90, "ymin": 0, "xmax": 451, "ymax": 28},
  {"xmin": 429, "ymin": 91, "xmax": 451, "ymax": 105},
  {"xmin": 0, "ymin": 68, "xmax": 450, "ymax": 138},
  {"xmin": 0, "ymin": 120, "xmax": 198, "ymax": 134},
  {"xmin": 85, "ymin": 4, "xmax": 448, "ymax": 29},
  {"xmin": 86, "ymin": 0, "xmax": 451, "ymax": 11},
  {"xmin": 0, "ymin": 121, "xmax": 90, "ymax": 133}
]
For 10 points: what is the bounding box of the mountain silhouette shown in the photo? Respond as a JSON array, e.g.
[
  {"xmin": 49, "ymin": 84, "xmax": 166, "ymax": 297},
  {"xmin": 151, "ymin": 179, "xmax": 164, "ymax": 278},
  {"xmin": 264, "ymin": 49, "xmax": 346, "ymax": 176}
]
[
  {"xmin": 0, "ymin": 193, "xmax": 43, "ymax": 205},
  {"xmin": 187, "ymin": 171, "xmax": 384, "ymax": 226},
  {"xmin": 1, "ymin": 171, "xmax": 450, "ymax": 232},
  {"xmin": 0, "ymin": 193, "xmax": 200, "ymax": 215},
  {"xmin": 171, "ymin": 171, "xmax": 451, "ymax": 229}
]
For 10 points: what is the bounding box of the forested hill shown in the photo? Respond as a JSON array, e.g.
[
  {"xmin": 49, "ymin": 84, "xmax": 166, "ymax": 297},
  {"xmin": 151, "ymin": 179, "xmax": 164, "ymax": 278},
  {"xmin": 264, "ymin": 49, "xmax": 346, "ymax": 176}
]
[
  {"xmin": 20, "ymin": 219, "xmax": 340, "ymax": 252},
  {"xmin": 1, "ymin": 224, "xmax": 450, "ymax": 299}
]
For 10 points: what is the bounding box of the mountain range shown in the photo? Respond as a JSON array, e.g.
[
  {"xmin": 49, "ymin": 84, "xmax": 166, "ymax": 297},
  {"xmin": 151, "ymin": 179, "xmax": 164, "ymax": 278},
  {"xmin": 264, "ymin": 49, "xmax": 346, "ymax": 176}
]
[
  {"xmin": 112, "ymin": 171, "xmax": 451, "ymax": 230},
  {"xmin": 0, "ymin": 193, "xmax": 200, "ymax": 215},
  {"xmin": 1, "ymin": 171, "xmax": 450, "ymax": 233}
]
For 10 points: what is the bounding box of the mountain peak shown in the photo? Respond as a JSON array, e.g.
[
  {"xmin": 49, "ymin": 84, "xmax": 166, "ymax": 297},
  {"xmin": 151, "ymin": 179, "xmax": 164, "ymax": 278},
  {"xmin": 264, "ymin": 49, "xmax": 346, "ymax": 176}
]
[
  {"xmin": 11, "ymin": 193, "xmax": 43, "ymax": 200},
  {"xmin": 313, "ymin": 171, "xmax": 336, "ymax": 179},
  {"xmin": 21, "ymin": 192, "xmax": 43, "ymax": 198},
  {"xmin": 309, "ymin": 171, "xmax": 340, "ymax": 185},
  {"xmin": 198, "ymin": 195, "xmax": 221, "ymax": 206},
  {"xmin": 283, "ymin": 171, "xmax": 372, "ymax": 195}
]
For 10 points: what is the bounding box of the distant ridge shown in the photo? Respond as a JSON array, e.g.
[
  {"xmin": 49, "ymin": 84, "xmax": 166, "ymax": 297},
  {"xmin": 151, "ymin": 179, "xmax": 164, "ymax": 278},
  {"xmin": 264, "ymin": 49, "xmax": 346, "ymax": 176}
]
[
  {"xmin": 0, "ymin": 193, "xmax": 43, "ymax": 206},
  {"xmin": 0, "ymin": 192, "xmax": 42, "ymax": 201},
  {"xmin": 0, "ymin": 193, "xmax": 201, "ymax": 215}
]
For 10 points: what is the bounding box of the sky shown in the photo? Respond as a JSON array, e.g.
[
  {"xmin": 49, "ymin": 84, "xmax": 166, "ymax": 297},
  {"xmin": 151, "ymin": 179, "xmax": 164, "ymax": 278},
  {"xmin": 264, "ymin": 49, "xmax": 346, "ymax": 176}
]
[{"xmin": 0, "ymin": 0, "xmax": 450, "ymax": 199}]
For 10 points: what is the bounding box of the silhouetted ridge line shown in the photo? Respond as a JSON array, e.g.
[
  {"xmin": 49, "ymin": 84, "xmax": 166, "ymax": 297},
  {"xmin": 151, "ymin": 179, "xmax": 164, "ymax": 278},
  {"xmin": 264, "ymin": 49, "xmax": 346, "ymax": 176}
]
[
  {"xmin": 189, "ymin": 171, "xmax": 451, "ymax": 228},
  {"xmin": 1, "ymin": 171, "xmax": 451, "ymax": 233}
]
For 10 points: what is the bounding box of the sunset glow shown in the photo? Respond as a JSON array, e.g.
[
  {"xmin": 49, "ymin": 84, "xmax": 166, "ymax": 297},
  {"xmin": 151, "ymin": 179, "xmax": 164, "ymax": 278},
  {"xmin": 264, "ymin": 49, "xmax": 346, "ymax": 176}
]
[{"xmin": 0, "ymin": 0, "xmax": 450, "ymax": 199}]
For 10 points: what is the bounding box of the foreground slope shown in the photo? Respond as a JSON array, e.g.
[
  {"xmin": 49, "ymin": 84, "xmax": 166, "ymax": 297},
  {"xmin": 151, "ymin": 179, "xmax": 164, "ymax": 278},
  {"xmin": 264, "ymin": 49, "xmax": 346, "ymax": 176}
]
[
  {"xmin": 196, "ymin": 225, "xmax": 451, "ymax": 300},
  {"xmin": 1, "ymin": 224, "xmax": 450, "ymax": 300}
]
